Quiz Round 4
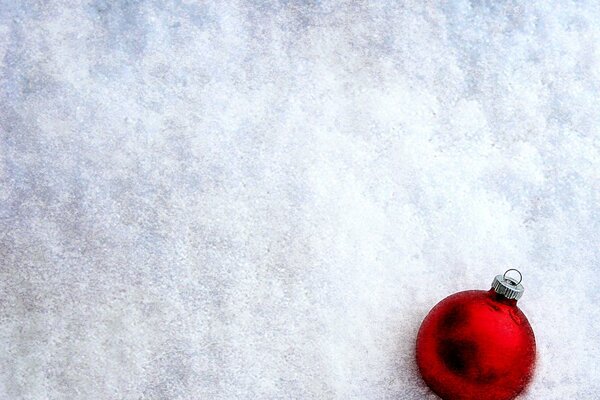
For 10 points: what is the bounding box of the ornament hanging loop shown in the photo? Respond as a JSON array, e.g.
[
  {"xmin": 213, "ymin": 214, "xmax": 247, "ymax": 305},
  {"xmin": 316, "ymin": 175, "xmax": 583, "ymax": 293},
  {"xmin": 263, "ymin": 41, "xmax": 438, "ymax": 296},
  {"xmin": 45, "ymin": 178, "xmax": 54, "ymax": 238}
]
[
  {"xmin": 503, "ymin": 268, "xmax": 523, "ymax": 285},
  {"xmin": 492, "ymin": 270, "xmax": 525, "ymax": 300}
]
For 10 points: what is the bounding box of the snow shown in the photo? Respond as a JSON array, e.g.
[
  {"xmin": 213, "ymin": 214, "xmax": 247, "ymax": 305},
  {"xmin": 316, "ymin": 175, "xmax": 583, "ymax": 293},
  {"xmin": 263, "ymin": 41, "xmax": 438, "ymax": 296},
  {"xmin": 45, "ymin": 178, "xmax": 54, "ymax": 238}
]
[{"xmin": 0, "ymin": 1, "xmax": 599, "ymax": 398}]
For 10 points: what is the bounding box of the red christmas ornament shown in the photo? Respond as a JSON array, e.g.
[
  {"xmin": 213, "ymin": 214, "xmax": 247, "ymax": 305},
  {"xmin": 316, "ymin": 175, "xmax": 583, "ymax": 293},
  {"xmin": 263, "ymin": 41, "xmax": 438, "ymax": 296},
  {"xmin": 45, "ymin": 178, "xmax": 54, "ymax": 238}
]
[{"xmin": 416, "ymin": 269, "xmax": 536, "ymax": 400}]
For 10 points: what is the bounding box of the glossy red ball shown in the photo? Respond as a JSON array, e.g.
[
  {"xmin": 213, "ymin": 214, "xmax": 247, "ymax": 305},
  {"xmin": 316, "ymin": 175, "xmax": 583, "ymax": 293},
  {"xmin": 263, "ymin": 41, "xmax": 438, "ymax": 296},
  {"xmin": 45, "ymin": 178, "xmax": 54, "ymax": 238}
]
[{"xmin": 416, "ymin": 289, "xmax": 536, "ymax": 400}]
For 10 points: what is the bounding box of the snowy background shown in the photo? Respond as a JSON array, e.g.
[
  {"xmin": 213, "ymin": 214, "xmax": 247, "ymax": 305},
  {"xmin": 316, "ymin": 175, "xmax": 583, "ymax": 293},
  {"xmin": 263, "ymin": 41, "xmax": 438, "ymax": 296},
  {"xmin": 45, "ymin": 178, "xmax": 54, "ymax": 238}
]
[{"xmin": 1, "ymin": 1, "xmax": 599, "ymax": 399}]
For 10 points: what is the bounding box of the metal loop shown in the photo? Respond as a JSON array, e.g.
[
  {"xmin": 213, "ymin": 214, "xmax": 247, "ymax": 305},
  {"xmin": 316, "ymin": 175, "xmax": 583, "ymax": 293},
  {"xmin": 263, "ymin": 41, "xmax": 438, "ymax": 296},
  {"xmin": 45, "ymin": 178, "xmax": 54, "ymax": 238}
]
[{"xmin": 503, "ymin": 268, "xmax": 523, "ymax": 285}]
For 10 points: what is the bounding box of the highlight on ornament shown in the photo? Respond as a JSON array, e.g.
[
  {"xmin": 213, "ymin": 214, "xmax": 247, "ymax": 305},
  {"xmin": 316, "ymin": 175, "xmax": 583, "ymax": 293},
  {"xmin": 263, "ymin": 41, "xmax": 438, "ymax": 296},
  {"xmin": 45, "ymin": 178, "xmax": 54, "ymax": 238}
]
[{"xmin": 415, "ymin": 269, "xmax": 536, "ymax": 400}]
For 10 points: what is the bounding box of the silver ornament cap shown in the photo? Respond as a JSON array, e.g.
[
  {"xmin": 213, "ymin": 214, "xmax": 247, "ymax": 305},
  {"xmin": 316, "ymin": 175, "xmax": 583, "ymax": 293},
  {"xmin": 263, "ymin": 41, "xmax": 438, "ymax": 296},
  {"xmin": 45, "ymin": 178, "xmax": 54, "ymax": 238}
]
[{"xmin": 492, "ymin": 269, "xmax": 524, "ymax": 300}]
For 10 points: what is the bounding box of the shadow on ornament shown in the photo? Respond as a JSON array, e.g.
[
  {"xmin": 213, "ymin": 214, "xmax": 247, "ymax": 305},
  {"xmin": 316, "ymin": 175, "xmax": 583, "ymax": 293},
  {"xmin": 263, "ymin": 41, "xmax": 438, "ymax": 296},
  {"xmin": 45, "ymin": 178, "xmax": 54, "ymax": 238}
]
[{"xmin": 415, "ymin": 269, "xmax": 536, "ymax": 400}]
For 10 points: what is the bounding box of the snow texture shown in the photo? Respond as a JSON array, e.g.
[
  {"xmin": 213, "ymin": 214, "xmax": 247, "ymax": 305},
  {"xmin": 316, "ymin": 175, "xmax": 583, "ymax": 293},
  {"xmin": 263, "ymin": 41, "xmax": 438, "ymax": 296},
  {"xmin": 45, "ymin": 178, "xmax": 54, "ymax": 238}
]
[{"xmin": 0, "ymin": 1, "xmax": 599, "ymax": 399}]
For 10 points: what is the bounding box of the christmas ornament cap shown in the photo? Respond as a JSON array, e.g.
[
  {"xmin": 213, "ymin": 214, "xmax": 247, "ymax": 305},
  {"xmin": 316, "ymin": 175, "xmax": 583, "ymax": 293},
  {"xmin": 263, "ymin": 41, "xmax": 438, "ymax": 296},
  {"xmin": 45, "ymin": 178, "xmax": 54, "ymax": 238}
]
[{"xmin": 492, "ymin": 268, "xmax": 524, "ymax": 300}]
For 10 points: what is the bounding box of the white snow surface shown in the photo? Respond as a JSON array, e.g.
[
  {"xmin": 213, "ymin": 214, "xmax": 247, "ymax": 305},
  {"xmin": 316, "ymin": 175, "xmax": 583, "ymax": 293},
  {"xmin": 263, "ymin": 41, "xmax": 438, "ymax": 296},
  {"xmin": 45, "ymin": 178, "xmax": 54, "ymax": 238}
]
[{"xmin": 0, "ymin": 1, "xmax": 599, "ymax": 399}]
